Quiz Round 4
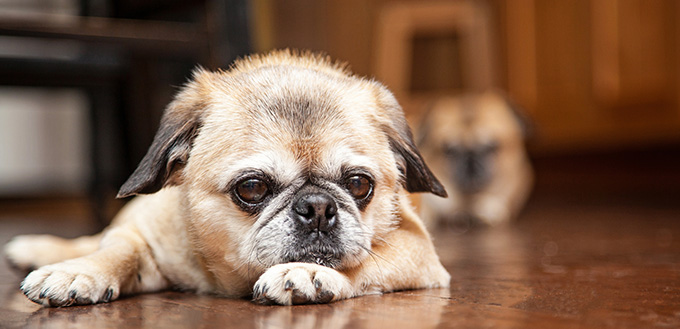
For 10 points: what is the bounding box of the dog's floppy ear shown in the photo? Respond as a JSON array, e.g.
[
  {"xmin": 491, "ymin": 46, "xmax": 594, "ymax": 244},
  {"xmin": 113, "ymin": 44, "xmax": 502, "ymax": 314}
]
[
  {"xmin": 374, "ymin": 84, "xmax": 447, "ymax": 198},
  {"xmin": 117, "ymin": 69, "xmax": 211, "ymax": 198},
  {"xmin": 492, "ymin": 90, "xmax": 535, "ymax": 140}
]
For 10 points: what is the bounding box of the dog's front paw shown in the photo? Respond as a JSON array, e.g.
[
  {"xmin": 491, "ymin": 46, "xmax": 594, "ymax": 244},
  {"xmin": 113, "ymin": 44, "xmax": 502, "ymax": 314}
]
[
  {"xmin": 252, "ymin": 263, "xmax": 351, "ymax": 305},
  {"xmin": 20, "ymin": 259, "xmax": 120, "ymax": 307},
  {"xmin": 474, "ymin": 197, "xmax": 510, "ymax": 226},
  {"xmin": 4, "ymin": 235, "xmax": 63, "ymax": 273}
]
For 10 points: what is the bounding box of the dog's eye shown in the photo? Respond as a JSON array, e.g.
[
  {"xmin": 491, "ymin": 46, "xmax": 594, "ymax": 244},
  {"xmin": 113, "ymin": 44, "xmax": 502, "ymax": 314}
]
[
  {"xmin": 346, "ymin": 175, "xmax": 372, "ymax": 200},
  {"xmin": 483, "ymin": 141, "xmax": 500, "ymax": 154},
  {"xmin": 444, "ymin": 145, "xmax": 463, "ymax": 157},
  {"xmin": 236, "ymin": 178, "xmax": 269, "ymax": 204}
]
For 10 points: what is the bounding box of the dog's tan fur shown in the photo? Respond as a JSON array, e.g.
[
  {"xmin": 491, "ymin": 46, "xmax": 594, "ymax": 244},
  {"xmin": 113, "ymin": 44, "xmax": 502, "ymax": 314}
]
[
  {"xmin": 4, "ymin": 50, "xmax": 450, "ymax": 306},
  {"xmin": 418, "ymin": 92, "xmax": 533, "ymax": 227}
]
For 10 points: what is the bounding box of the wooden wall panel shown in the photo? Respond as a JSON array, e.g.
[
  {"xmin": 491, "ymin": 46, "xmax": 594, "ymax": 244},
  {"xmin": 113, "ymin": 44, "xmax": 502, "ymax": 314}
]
[
  {"xmin": 264, "ymin": 0, "xmax": 680, "ymax": 153},
  {"xmin": 502, "ymin": 0, "xmax": 680, "ymax": 152},
  {"xmin": 592, "ymin": 0, "xmax": 676, "ymax": 108}
]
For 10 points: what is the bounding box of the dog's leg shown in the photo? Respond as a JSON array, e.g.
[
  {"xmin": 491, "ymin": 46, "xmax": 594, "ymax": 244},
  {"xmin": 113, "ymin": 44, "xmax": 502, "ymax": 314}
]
[
  {"xmin": 473, "ymin": 195, "xmax": 511, "ymax": 226},
  {"xmin": 474, "ymin": 163, "xmax": 533, "ymax": 226},
  {"xmin": 4, "ymin": 234, "xmax": 101, "ymax": 273},
  {"xmin": 252, "ymin": 198, "xmax": 449, "ymax": 305},
  {"xmin": 19, "ymin": 223, "xmax": 168, "ymax": 307},
  {"xmin": 343, "ymin": 211, "xmax": 451, "ymax": 295}
]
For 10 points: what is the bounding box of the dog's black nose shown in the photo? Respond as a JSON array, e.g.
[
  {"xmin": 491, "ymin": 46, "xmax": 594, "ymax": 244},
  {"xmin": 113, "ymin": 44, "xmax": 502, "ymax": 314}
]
[
  {"xmin": 293, "ymin": 193, "xmax": 337, "ymax": 232},
  {"xmin": 453, "ymin": 150, "xmax": 493, "ymax": 194}
]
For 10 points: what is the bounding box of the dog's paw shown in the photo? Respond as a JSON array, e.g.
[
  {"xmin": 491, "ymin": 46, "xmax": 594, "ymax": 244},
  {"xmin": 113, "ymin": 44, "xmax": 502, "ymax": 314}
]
[
  {"xmin": 20, "ymin": 259, "xmax": 120, "ymax": 307},
  {"xmin": 4, "ymin": 235, "xmax": 56, "ymax": 273},
  {"xmin": 4, "ymin": 234, "xmax": 98, "ymax": 273},
  {"xmin": 474, "ymin": 197, "xmax": 510, "ymax": 226},
  {"xmin": 252, "ymin": 263, "xmax": 351, "ymax": 305}
]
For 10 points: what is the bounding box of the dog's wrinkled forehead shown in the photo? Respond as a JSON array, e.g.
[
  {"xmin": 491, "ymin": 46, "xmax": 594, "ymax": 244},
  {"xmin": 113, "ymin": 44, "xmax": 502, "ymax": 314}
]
[
  {"xmin": 193, "ymin": 65, "xmax": 385, "ymax": 186},
  {"xmin": 241, "ymin": 67, "xmax": 353, "ymax": 138}
]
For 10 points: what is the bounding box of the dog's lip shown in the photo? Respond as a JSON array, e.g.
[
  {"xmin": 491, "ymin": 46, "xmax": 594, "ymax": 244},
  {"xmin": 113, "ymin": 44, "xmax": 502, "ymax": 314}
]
[
  {"xmin": 284, "ymin": 243, "xmax": 344, "ymax": 268},
  {"xmin": 292, "ymin": 254, "xmax": 342, "ymax": 268}
]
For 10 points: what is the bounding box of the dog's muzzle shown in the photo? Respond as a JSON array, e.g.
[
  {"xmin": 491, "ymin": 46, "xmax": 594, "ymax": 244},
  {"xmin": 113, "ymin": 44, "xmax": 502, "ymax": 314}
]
[{"xmin": 286, "ymin": 187, "xmax": 344, "ymax": 268}]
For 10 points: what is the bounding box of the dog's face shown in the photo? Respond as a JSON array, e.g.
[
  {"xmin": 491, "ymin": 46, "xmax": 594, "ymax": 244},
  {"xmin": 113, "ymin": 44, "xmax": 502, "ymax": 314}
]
[
  {"xmin": 418, "ymin": 92, "xmax": 530, "ymax": 225},
  {"xmin": 117, "ymin": 51, "xmax": 445, "ymax": 278}
]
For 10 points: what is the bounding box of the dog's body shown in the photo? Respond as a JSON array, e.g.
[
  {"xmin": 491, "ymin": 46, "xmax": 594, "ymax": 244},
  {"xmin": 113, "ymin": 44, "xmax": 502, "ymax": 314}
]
[
  {"xmin": 4, "ymin": 50, "xmax": 450, "ymax": 306},
  {"xmin": 418, "ymin": 92, "xmax": 533, "ymax": 228}
]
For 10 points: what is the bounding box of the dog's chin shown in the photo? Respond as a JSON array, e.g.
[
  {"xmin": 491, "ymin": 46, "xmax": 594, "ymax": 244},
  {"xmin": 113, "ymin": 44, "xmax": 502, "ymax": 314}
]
[{"xmin": 281, "ymin": 236, "xmax": 346, "ymax": 269}]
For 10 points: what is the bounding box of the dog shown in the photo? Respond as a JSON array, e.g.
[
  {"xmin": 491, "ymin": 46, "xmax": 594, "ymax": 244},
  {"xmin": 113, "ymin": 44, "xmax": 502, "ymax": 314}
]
[
  {"xmin": 417, "ymin": 92, "xmax": 533, "ymax": 229},
  {"xmin": 4, "ymin": 50, "xmax": 450, "ymax": 307}
]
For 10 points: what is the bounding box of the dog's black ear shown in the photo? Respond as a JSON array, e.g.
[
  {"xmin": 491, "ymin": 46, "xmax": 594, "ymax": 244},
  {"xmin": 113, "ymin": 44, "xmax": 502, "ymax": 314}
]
[
  {"xmin": 375, "ymin": 85, "xmax": 447, "ymax": 198},
  {"xmin": 414, "ymin": 99, "xmax": 437, "ymax": 147},
  {"xmin": 117, "ymin": 69, "xmax": 211, "ymax": 198},
  {"xmin": 494, "ymin": 90, "xmax": 535, "ymax": 140},
  {"xmin": 389, "ymin": 131, "xmax": 448, "ymax": 198}
]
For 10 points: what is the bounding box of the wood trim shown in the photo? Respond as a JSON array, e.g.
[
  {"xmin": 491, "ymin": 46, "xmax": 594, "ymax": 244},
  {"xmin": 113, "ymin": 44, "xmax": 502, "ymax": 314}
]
[
  {"xmin": 504, "ymin": 0, "xmax": 537, "ymax": 112},
  {"xmin": 251, "ymin": 0, "xmax": 275, "ymax": 52},
  {"xmin": 677, "ymin": 0, "xmax": 680, "ymax": 120},
  {"xmin": 591, "ymin": 0, "xmax": 620, "ymax": 105},
  {"xmin": 0, "ymin": 15, "xmax": 205, "ymax": 55}
]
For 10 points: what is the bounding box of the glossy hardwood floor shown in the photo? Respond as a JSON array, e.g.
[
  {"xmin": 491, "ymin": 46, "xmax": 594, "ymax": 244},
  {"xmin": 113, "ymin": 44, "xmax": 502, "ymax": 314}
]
[{"xmin": 1, "ymin": 150, "xmax": 679, "ymax": 329}]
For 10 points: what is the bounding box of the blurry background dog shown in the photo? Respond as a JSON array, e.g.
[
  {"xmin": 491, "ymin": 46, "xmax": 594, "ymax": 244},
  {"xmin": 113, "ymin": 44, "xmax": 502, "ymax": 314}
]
[{"xmin": 417, "ymin": 91, "xmax": 533, "ymax": 230}]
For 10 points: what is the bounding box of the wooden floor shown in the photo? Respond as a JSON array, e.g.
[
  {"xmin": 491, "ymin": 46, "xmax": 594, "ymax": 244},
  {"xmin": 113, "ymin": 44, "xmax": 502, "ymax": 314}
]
[{"xmin": 1, "ymin": 150, "xmax": 680, "ymax": 329}]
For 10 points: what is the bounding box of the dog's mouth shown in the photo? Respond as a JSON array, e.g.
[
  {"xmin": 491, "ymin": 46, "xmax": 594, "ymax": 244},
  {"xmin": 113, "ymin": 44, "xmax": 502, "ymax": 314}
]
[
  {"xmin": 293, "ymin": 252, "xmax": 342, "ymax": 268},
  {"xmin": 283, "ymin": 237, "xmax": 345, "ymax": 268}
]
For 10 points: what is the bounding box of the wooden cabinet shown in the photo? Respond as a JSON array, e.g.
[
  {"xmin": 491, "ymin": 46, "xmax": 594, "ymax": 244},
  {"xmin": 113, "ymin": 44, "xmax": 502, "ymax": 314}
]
[
  {"xmin": 263, "ymin": 0, "xmax": 680, "ymax": 153},
  {"xmin": 500, "ymin": 0, "xmax": 680, "ymax": 152}
]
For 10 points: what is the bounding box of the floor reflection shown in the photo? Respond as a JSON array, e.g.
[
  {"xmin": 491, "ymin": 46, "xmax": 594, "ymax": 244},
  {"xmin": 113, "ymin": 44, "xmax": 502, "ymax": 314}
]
[
  {"xmin": 255, "ymin": 289, "xmax": 451, "ymax": 329},
  {"xmin": 437, "ymin": 225, "xmax": 533, "ymax": 309},
  {"xmin": 256, "ymin": 303, "xmax": 351, "ymax": 329}
]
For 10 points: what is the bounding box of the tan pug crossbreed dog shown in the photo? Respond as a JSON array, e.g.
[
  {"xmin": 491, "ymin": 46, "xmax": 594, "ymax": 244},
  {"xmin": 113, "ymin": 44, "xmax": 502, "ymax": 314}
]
[
  {"xmin": 418, "ymin": 92, "xmax": 533, "ymax": 229},
  {"xmin": 4, "ymin": 50, "xmax": 450, "ymax": 307}
]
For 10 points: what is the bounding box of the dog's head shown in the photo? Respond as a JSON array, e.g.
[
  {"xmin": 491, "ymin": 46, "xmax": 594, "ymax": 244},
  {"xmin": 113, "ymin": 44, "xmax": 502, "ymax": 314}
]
[
  {"xmin": 418, "ymin": 92, "xmax": 530, "ymax": 196},
  {"xmin": 117, "ymin": 50, "xmax": 445, "ymax": 275}
]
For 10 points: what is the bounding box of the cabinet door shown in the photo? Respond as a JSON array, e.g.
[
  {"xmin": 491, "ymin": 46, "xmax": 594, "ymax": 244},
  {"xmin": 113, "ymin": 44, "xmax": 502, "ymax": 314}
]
[{"xmin": 504, "ymin": 0, "xmax": 680, "ymax": 152}]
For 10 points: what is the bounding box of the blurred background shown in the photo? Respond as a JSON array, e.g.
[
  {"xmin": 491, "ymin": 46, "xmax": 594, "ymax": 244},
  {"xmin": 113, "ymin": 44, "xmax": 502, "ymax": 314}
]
[{"xmin": 0, "ymin": 0, "xmax": 678, "ymax": 227}]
